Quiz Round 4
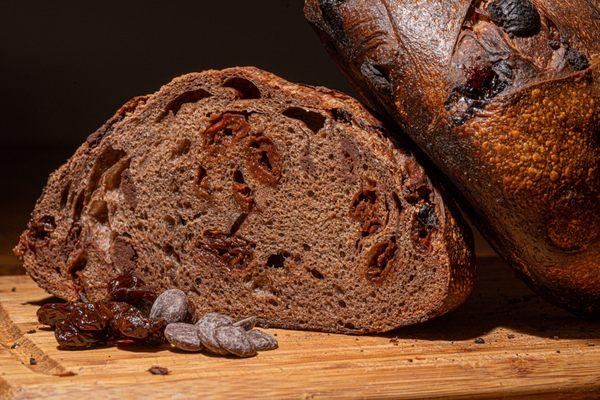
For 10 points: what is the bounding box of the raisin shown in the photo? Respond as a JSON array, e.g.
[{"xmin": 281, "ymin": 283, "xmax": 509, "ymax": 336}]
[
  {"xmin": 486, "ymin": 0, "xmax": 541, "ymax": 37},
  {"xmin": 203, "ymin": 113, "xmax": 250, "ymax": 148},
  {"xmin": 149, "ymin": 289, "xmax": 188, "ymax": 324},
  {"xmin": 37, "ymin": 303, "xmax": 72, "ymax": 328},
  {"xmin": 112, "ymin": 307, "xmax": 166, "ymax": 344},
  {"xmin": 198, "ymin": 231, "xmax": 255, "ymax": 270},
  {"xmin": 108, "ymin": 273, "xmax": 156, "ymax": 305},
  {"xmin": 54, "ymin": 319, "xmax": 106, "ymax": 349},
  {"xmin": 69, "ymin": 302, "xmax": 111, "ymax": 332},
  {"xmin": 365, "ymin": 238, "xmax": 398, "ymax": 283},
  {"xmin": 245, "ymin": 136, "xmax": 282, "ymax": 186}
]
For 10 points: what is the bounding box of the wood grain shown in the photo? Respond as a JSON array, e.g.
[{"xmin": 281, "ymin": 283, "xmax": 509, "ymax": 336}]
[{"xmin": 0, "ymin": 257, "xmax": 599, "ymax": 399}]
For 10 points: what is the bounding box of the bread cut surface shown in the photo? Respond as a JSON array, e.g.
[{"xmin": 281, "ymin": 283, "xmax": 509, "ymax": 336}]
[{"xmin": 15, "ymin": 67, "xmax": 474, "ymax": 333}]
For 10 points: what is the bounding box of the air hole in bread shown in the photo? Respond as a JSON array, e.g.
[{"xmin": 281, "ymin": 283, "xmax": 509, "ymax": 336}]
[
  {"xmin": 87, "ymin": 146, "xmax": 127, "ymax": 199},
  {"xmin": 171, "ymin": 138, "xmax": 192, "ymax": 158},
  {"xmin": 308, "ymin": 267, "xmax": 325, "ymax": 280},
  {"xmin": 88, "ymin": 200, "xmax": 109, "ymax": 224},
  {"xmin": 193, "ymin": 277, "xmax": 202, "ymax": 290},
  {"xmin": 194, "ymin": 166, "xmax": 210, "ymax": 198},
  {"xmin": 245, "ymin": 136, "xmax": 282, "ymax": 186},
  {"xmin": 302, "ymin": 243, "xmax": 311, "ymax": 251},
  {"xmin": 229, "ymin": 213, "xmax": 249, "ymax": 236},
  {"xmin": 162, "ymin": 216, "xmax": 175, "ymax": 229},
  {"xmin": 157, "ymin": 88, "xmax": 212, "ymax": 121},
  {"xmin": 222, "ymin": 77, "xmax": 261, "ymax": 99},
  {"xmin": 282, "ymin": 107, "xmax": 326, "ymax": 133},
  {"xmin": 331, "ymin": 108, "xmax": 353, "ymax": 124},
  {"xmin": 412, "ymin": 203, "xmax": 437, "ymax": 248},
  {"xmin": 103, "ymin": 158, "xmax": 131, "ymax": 191},
  {"xmin": 163, "ymin": 244, "xmax": 181, "ymax": 263},
  {"xmin": 338, "ymin": 300, "xmax": 347, "ymax": 308},
  {"xmin": 232, "ymin": 169, "xmax": 254, "ymax": 212},
  {"xmin": 266, "ymin": 252, "xmax": 289, "ymax": 269},
  {"xmin": 392, "ymin": 192, "xmax": 403, "ymax": 212},
  {"xmin": 29, "ymin": 215, "xmax": 56, "ymax": 241},
  {"xmin": 233, "ymin": 169, "xmax": 245, "ymax": 184},
  {"xmin": 68, "ymin": 252, "xmax": 87, "ymax": 289},
  {"xmin": 60, "ymin": 182, "xmax": 71, "ymax": 209},
  {"xmin": 405, "ymin": 185, "xmax": 431, "ymax": 205},
  {"xmin": 344, "ymin": 322, "xmax": 356, "ymax": 330},
  {"xmin": 73, "ymin": 191, "xmax": 85, "ymax": 221},
  {"xmin": 366, "ymin": 237, "xmax": 398, "ymax": 283}
]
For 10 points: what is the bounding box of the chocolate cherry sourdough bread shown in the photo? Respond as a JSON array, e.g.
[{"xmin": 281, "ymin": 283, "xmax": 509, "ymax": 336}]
[
  {"xmin": 305, "ymin": 0, "xmax": 600, "ymax": 315},
  {"xmin": 15, "ymin": 67, "xmax": 474, "ymax": 333}
]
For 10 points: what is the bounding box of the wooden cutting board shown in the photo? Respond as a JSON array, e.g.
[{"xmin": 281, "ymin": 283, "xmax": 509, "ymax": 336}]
[{"xmin": 1, "ymin": 257, "xmax": 599, "ymax": 399}]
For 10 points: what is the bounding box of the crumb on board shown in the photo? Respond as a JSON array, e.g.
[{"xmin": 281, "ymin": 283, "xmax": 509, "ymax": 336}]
[{"xmin": 148, "ymin": 366, "xmax": 170, "ymax": 375}]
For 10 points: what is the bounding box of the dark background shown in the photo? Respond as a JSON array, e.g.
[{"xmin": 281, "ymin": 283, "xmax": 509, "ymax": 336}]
[{"xmin": 0, "ymin": 0, "xmax": 492, "ymax": 273}]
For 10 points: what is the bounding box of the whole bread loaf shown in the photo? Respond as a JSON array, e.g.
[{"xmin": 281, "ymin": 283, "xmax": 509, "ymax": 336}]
[
  {"xmin": 15, "ymin": 67, "xmax": 474, "ymax": 333},
  {"xmin": 305, "ymin": 0, "xmax": 599, "ymax": 315}
]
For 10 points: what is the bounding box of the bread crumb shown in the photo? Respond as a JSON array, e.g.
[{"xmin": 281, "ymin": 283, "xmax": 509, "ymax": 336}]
[{"xmin": 148, "ymin": 366, "xmax": 169, "ymax": 375}]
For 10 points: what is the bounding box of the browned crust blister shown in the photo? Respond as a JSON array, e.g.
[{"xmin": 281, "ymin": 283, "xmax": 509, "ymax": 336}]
[
  {"xmin": 15, "ymin": 67, "xmax": 474, "ymax": 333},
  {"xmin": 304, "ymin": 0, "xmax": 599, "ymax": 315}
]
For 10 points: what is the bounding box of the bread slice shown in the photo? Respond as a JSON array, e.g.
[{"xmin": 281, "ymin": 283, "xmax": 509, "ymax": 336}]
[
  {"xmin": 304, "ymin": 0, "xmax": 599, "ymax": 315},
  {"xmin": 15, "ymin": 67, "xmax": 474, "ymax": 333}
]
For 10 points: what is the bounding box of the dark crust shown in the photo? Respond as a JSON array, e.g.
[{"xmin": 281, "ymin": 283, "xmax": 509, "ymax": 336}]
[
  {"xmin": 304, "ymin": 0, "xmax": 600, "ymax": 315},
  {"xmin": 14, "ymin": 67, "xmax": 475, "ymax": 333}
]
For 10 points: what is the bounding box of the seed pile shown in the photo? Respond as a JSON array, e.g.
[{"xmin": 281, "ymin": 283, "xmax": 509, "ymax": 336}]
[{"xmin": 36, "ymin": 274, "xmax": 278, "ymax": 357}]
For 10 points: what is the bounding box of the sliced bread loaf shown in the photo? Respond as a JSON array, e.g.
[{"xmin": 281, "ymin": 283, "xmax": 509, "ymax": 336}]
[{"xmin": 15, "ymin": 67, "xmax": 474, "ymax": 333}]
